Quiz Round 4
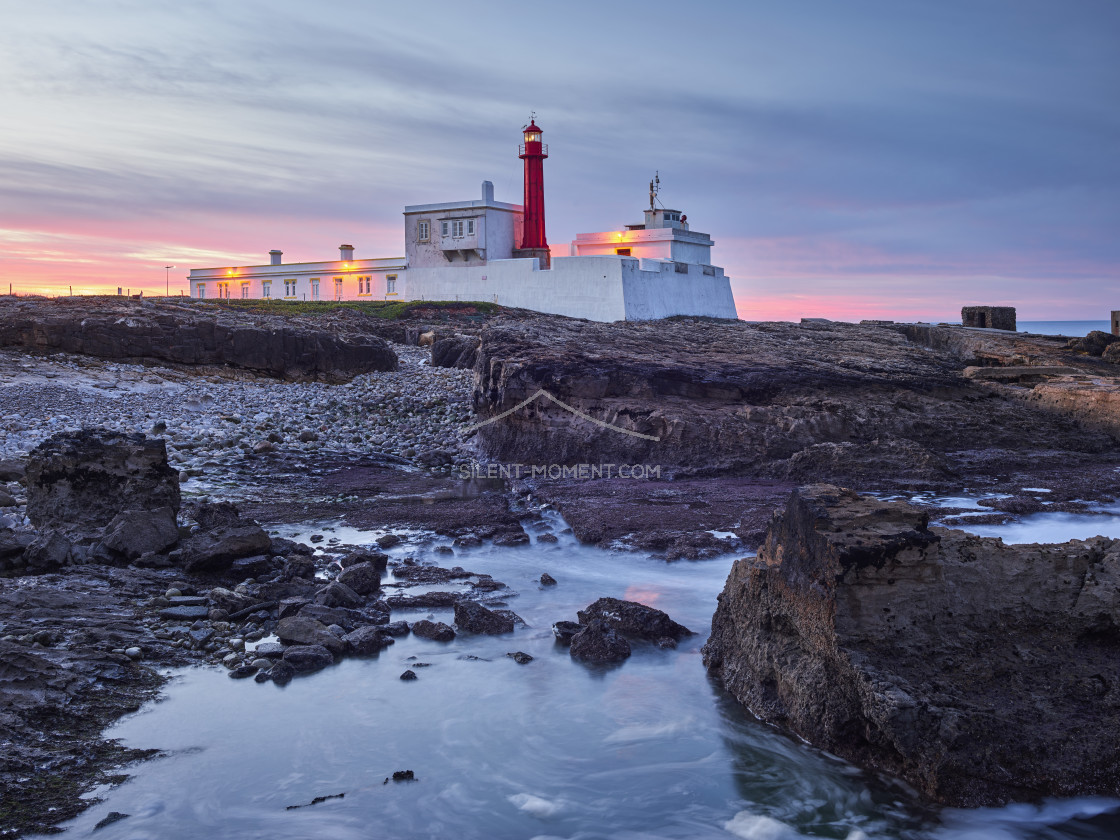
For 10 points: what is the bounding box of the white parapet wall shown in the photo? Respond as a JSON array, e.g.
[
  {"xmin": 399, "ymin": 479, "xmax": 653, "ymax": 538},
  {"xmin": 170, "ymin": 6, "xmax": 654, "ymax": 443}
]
[{"xmin": 405, "ymin": 255, "xmax": 737, "ymax": 322}]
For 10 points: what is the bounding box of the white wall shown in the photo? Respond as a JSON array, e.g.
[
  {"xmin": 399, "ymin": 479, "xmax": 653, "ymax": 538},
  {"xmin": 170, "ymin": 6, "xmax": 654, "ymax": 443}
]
[
  {"xmin": 621, "ymin": 260, "xmax": 738, "ymax": 320},
  {"xmin": 407, "ymin": 256, "xmax": 629, "ymax": 321},
  {"xmin": 405, "ymin": 255, "xmax": 737, "ymax": 322},
  {"xmin": 189, "ymin": 258, "xmax": 406, "ymax": 301}
]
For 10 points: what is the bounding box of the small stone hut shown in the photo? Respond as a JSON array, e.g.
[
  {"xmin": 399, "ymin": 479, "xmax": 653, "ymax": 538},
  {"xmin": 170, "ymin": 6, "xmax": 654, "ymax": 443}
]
[{"xmin": 962, "ymin": 306, "xmax": 1016, "ymax": 331}]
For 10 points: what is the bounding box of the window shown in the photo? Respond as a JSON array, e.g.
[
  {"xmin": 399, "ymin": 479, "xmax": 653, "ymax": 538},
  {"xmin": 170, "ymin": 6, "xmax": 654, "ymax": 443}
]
[
  {"xmin": 262, "ymin": 281, "xmax": 271, "ymax": 298},
  {"xmin": 357, "ymin": 276, "xmax": 371, "ymax": 295},
  {"xmin": 284, "ymin": 279, "xmax": 297, "ymax": 297},
  {"xmin": 452, "ymin": 220, "xmax": 464, "ymax": 238},
  {"xmin": 674, "ymin": 262, "xmax": 689, "ymax": 273},
  {"xmin": 466, "ymin": 219, "xmax": 475, "ymax": 236},
  {"xmin": 311, "ymin": 278, "xmax": 320, "ymax": 301},
  {"xmin": 333, "ymin": 277, "xmax": 343, "ymax": 300},
  {"xmin": 441, "ymin": 221, "xmax": 449, "ymax": 237},
  {"xmin": 241, "ymin": 282, "xmax": 250, "ymax": 299},
  {"xmin": 197, "ymin": 283, "xmax": 205, "ymax": 299},
  {"xmin": 616, "ymin": 248, "xmax": 631, "ymax": 256},
  {"xmin": 217, "ymin": 282, "xmax": 229, "ymax": 298},
  {"xmin": 386, "ymin": 274, "xmax": 397, "ymax": 295},
  {"xmin": 418, "ymin": 220, "xmax": 430, "ymax": 242}
]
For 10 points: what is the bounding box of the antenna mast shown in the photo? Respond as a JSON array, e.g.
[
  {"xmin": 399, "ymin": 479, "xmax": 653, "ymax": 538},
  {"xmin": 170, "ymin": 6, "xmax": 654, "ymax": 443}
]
[{"xmin": 649, "ymin": 171, "xmax": 660, "ymax": 210}]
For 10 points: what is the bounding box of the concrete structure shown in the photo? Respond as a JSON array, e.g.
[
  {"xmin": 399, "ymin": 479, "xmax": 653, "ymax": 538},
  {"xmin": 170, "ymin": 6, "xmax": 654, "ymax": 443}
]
[
  {"xmin": 1111, "ymin": 311, "xmax": 1119, "ymax": 337},
  {"xmin": 188, "ymin": 123, "xmax": 738, "ymax": 321},
  {"xmin": 962, "ymin": 306, "xmax": 1016, "ymax": 331}
]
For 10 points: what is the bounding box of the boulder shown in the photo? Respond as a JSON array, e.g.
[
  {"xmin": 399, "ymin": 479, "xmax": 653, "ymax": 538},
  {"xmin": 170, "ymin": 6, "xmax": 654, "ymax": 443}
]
[
  {"xmin": 336, "ymin": 561, "xmax": 382, "ymax": 596},
  {"xmin": 703, "ymin": 484, "xmax": 1120, "ymax": 807},
  {"xmin": 180, "ymin": 525, "xmax": 272, "ymax": 574},
  {"xmin": 282, "ymin": 644, "xmax": 334, "ymax": 673},
  {"xmin": 22, "ymin": 532, "xmax": 73, "ymax": 572},
  {"xmin": 454, "ymin": 601, "xmax": 516, "ymax": 635},
  {"xmin": 228, "ymin": 554, "xmax": 278, "ymax": 579},
  {"xmin": 0, "ymin": 458, "xmax": 25, "ymax": 483},
  {"xmin": 208, "ymin": 587, "xmax": 256, "ymax": 614},
  {"xmin": 314, "ymin": 580, "xmax": 364, "ymax": 608},
  {"xmin": 194, "ymin": 501, "xmax": 242, "ymax": 530},
  {"xmin": 339, "ymin": 550, "xmax": 388, "ymax": 573},
  {"xmin": 343, "ymin": 626, "xmax": 392, "ymax": 655},
  {"xmin": 569, "ymin": 619, "xmax": 631, "ymax": 663},
  {"xmin": 1066, "ymin": 330, "xmax": 1118, "ymax": 356},
  {"xmin": 430, "ymin": 334, "xmax": 480, "ymax": 369},
  {"xmin": 576, "ymin": 597, "xmax": 692, "ymax": 643},
  {"xmin": 1104, "ymin": 343, "xmax": 1120, "ymax": 365},
  {"xmin": 275, "ymin": 615, "xmax": 347, "ymax": 654},
  {"xmin": 101, "ymin": 507, "xmax": 179, "ymax": 560},
  {"xmin": 25, "ymin": 430, "xmax": 180, "ymax": 540},
  {"xmin": 410, "ymin": 619, "xmax": 455, "ymax": 642},
  {"xmin": 269, "ymin": 661, "xmax": 296, "ymax": 684},
  {"xmin": 552, "ymin": 620, "xmax": 581, "ymax": 645}
]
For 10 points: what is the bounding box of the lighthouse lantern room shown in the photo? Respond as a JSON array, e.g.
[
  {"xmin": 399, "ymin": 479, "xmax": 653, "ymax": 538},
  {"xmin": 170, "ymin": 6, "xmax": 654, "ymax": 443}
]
[{"xmin": 513, "ymin": 117, "xmax": 551, "ymax": 268}]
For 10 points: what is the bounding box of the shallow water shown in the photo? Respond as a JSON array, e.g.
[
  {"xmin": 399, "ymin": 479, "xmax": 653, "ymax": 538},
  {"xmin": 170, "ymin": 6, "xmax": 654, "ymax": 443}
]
[{"xmin": 43, "ymin": 515, "xmax": 1120, "ymax": 839}]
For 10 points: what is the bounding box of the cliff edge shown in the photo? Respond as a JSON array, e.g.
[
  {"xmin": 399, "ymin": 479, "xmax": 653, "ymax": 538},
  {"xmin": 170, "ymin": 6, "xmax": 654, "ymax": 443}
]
[{"xmin": 702, "ymin": 485, "xmax": 1120, "ymax": 806}]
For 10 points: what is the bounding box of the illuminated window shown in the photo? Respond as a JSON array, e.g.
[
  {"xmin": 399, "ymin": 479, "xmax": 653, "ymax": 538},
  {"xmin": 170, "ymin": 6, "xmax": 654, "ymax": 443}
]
[
  {"xmin": 197, "ymin": 284, "xmax": 206, "ymax": 299},
  {"xmin": 466, "ymin": 219, "xmax": 475, "ymax": 236},
  {"xmin": 240, "ymin": 282, "xmax": 249, "ymax": 299},
  {"xmin": 441, "ymin": 221, "xmax": 449, "ymax": 236},
  {"xmin": 452, "ymin": 220, "xmax": 464, "ymax": 238},
  {"xmin": 418, "ymin": 220, "xmax": 430, "ymax": 242},
  {"xmin": 311, "ymin": 278, "xmax": 320, "ymax": 300},
  {"xmin": 386, "ymin": 274, "xmax": 397, "ymax": 294},
  {"xmin": 262, "ymin": 281, "xmax": 271, "ymax": 298},
  {"xmin": 616, "ymin": 248, "xmax": 631, "ymax": 256}
]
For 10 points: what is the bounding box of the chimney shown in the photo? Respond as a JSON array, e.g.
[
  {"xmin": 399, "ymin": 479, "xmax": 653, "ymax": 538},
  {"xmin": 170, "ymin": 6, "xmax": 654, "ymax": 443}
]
[
  {"xmin": 269, "ymin": 250, "xmax": 283, "ymax": 266},
  {"xmin": 339, "ymin": 244, "xmax": 354, "ymax": 262},
  {"xmin": 482, "ymin": 180, "xmax": 494, "ymax": 203}
]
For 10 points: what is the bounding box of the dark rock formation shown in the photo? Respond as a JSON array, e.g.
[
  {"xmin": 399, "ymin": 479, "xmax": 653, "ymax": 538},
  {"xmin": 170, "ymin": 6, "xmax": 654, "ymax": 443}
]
[
  {"xmin": 0, "ymin": 298, "xmax": 398, "ymax": 380},
  {"xmin": 343, "ymin": 626, "xmax": 392, "ymax": 655},
  {"xmin": 335, "ymin": 562, "xmax": 382, "ymax": 595},
  {"xmin": 431, "ymin": 334, "xmax": 481, "ymax": 369},
  {"xmin": 577, "ymin": 597, "xmax": 692, "ymax": 643},
  {"xmin": 569, "ymin": 619, "xmax": 631, "ymax": 663},
  {"xmin": 313, "ymin": 580, "xmax": 363, "ymax": 608},
  {"xmin": 25, "ymin": 430, "xmax": 180, "ymax": 540},
  {"xmin": 180, "ymin": 523, "xmax": 271, "ymax": 574},
  {"xmin": 1067, "ymin": 330, "xmax": 1119, "ymax": 356},
  {"xmin": 275, "ymin": 616, "xmax": 347, "ymax": 654},
  {"xmin": 410, "ymin": 619, "xmax": 456, "ymax": 642},
  {"xmin": 470, "ymin": 318, "xmax": 1115, "ymax": 484},
  {"xmin": 282, "ymin": 644, "xmax": 335, "ymax": 673},
  {"xmin": 101, "ymin": 507, "xmax": 179, "ymax": 560},
  {"xmin": 552, "ymin": 620, "xmax": 581, "ymax": 645},
  {"xmin": 703, "ymin": 484, "xmax": 1120, "ymax": 807},
  {"xmin": 454, "ymin": 601, "xmax": 515, "ymax": 635}
]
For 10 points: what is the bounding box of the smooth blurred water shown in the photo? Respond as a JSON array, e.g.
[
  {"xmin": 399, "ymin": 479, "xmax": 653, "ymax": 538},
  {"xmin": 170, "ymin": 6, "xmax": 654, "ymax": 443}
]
[{"xmin": 41, "ymin": 515, "xmax": 1120, "ymax": 840}]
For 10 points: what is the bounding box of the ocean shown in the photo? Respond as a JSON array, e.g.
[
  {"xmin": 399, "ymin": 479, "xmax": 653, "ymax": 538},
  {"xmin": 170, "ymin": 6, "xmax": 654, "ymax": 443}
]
[{"xmin": 1017, "ymin": 320, "xmax": 1110, "ymax": 337}]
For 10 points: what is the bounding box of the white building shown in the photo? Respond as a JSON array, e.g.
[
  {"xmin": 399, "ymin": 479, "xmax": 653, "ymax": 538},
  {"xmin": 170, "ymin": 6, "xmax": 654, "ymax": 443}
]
[{"xmin": 189, "ymin": 127, "xmax": 738, "ymax": 321}]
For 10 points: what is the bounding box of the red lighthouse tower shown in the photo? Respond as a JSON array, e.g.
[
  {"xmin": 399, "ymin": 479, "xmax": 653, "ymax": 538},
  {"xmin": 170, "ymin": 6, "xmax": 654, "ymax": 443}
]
[{"xmin": 514, "ymin": 118, "xmax": 551, "ymax": 269}]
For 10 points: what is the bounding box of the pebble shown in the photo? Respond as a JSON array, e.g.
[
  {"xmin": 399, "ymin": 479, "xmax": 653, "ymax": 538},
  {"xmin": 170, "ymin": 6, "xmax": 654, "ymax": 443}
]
[
  {"xmin": 0, "ymin": 345, "xmax": 475, "ymax": 482},
  {"xmin": 125, "ymin": 647, "xmax": 142, "ymax": 660}
]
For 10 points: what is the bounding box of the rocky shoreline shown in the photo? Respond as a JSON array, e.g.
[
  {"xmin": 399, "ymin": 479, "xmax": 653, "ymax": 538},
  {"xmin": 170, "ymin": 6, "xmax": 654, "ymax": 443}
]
[{"xmin": 0, "ymin": 298, "xmax": 1118, "ymax": 834}]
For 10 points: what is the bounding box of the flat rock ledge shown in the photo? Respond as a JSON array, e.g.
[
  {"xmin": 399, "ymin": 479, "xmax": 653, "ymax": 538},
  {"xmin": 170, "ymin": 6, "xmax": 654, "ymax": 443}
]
[{"xmin": 702, "ymin": 484, "xmax": 1120, "ymax": 808}]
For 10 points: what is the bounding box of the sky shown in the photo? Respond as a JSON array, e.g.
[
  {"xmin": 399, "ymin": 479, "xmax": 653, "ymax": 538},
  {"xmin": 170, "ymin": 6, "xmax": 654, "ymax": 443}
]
[{"xmin": 0, "ymin": 0, "xmax": 1117, "ymax": 321}]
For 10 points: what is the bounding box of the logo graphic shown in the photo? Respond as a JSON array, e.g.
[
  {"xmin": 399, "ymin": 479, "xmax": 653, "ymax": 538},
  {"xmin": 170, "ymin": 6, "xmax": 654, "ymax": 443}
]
[{"xmin": 463, "ymin": 388, "xmax": 661, "ymax": 441}]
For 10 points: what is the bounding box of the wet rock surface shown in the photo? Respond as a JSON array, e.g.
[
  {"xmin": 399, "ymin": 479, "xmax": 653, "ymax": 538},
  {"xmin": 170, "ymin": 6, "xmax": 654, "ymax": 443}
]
[
  {"xmin": 703, "ymin": 484, "xmax": 1120, "ymax": 808},
  {"xmin": 577, "ymin": 597, "xmax": 693, "ymax": 643}
]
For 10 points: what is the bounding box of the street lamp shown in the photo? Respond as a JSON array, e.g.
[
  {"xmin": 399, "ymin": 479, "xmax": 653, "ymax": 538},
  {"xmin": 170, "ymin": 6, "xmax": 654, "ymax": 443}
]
[{"xmin": 164, "ymin": 265, "xmax": 175, "ymax": 297}]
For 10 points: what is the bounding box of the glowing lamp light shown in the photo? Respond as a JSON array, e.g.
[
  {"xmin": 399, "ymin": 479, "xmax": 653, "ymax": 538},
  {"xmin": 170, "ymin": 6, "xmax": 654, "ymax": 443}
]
[{"xmin": 226, "ymin": 269, "xmax": 233, "ymax": 275}]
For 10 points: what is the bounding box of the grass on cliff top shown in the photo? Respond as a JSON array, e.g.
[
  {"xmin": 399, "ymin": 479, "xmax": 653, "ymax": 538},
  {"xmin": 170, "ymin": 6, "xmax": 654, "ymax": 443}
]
[{"xmin": 198, "ymin": 299, "xmax": 501, "ymax": 319}]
